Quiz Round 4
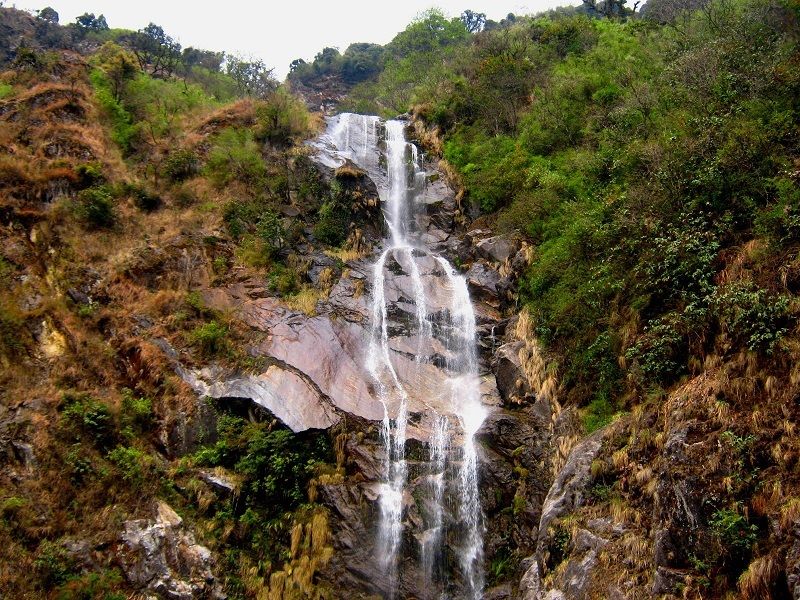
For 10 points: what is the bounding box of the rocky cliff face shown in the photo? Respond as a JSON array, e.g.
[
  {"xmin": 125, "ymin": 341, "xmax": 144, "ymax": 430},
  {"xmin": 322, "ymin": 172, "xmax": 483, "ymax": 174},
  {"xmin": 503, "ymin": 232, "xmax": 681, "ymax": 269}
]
[{"xmin": 153, "ymin": 117, "xmax": 571, "ymax": 599}]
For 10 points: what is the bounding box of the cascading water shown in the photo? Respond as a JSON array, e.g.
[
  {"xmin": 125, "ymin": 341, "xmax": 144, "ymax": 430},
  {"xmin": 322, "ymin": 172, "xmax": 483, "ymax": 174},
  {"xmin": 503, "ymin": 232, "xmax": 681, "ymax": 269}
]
[{"xmin": 319, "ymin": 113, "xmax": 487, "ymax": 599}]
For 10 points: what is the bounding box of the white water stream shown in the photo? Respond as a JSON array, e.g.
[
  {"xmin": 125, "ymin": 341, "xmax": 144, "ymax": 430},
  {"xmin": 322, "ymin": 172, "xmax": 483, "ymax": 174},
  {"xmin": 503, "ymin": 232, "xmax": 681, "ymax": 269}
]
[{"xmin": 320, "ymin": 113, "xmax": 487, "ymax": 599}]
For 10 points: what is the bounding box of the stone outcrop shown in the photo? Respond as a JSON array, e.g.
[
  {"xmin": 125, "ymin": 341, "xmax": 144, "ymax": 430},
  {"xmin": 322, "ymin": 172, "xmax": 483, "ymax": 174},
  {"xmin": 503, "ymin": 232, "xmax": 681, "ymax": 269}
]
[
  {"xmin": 118, "ymin": 501, "xmax": 224, "ymax": 600},
  {"xmin": 166, "ymin": 117, "xmax": 550, "ymax": 598}
]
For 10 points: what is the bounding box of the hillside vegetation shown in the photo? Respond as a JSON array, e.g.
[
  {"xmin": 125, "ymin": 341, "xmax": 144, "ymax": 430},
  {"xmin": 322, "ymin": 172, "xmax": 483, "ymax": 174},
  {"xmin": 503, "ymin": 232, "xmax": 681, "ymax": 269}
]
[
  {"xmin": 0, "ymin": 6, "xmax": 366, "ymax": 599},
  {"xmin": 323, "ymin": 0, "xmax": 800, "ymax": 595}
]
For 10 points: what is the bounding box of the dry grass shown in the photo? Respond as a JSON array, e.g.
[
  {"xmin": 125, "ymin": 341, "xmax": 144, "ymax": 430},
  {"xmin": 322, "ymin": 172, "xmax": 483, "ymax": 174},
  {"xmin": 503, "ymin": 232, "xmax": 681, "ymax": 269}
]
[
  {"xmin": 738, "ymin": 554, "xmax": 782, "ymax": 600},
  {"xmin": 324, "ymin": 246, "xmax": 370, "ymax": 263},
  {"xmin": 285, "ymin": 286, "xmax": 327, "ymax": 316}
]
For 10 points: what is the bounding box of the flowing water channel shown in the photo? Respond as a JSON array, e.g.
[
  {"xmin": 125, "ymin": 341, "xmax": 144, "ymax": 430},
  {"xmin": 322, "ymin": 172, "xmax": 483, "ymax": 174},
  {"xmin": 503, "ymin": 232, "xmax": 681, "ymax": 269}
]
[{"xmin": 319, "ymin": 113, "xmax": 487, "ymax": 599}]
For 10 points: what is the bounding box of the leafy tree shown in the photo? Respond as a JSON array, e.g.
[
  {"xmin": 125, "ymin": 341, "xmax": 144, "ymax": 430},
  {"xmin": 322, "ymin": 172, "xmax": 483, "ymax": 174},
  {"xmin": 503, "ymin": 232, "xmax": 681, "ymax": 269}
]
[
  {"xmin": 182, "ymin": 47, "xmax": 224, "ymax": 72},
  {"xmin": 461, "ymin": 9, "xmax": 487, "ymax": 32},
  {"xmin": 389, "ymin": 9, "xmax": 469, "ymax": 58},
  {"xmin": 289, "ymin": 58, "xmax": 307, "ymax": 73},
  {"xmin": 225, "ymin": 55, "xmax": 277, "ymax": 98},
  {"xmin": 36, "ymin": 7, "xmax": 59, "ymax": 23},
  {"xmin": 75, "ymin": 12, "xmax": 108, "ymax": 31},
  {"xmin": 127, "ymin": 23, "xmax": 181, "ymax": 78},
  {"xmin": 92, "ymin": 42, "xmax": 139, "ymax": 102},
  {"xmin": 341, "ymin": 43, "xmax": 385, "ymax": 83}
]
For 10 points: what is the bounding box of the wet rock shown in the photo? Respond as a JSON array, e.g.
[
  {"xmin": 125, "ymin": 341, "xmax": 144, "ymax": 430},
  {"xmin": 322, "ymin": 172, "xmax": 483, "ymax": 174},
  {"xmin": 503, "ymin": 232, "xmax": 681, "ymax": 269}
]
[
  {"xmin": 560, "ymin": 529, "xmax": 608, "ymax": 599},
  {"xmin": 538, "ymin": 431, "xmax": 605, "ymax": 541},
  {"xmin": 476, "ymin": 235, "xmax": 519, "ymax": 264},
  {"xmin": 493, "ymin": 341, "xmax": 535, "ymax": 406},
  {"xmin": 66, "ymin": 287, "xmax": 91, "ymax": 306},
  {"xmin": 199, "ymin": 470, "xmax": 237, "ymax": 497},
  {"xmin": 183, "ymin": 364, "xmax": 339, "ymax": 432},
  {"xmin": 465, "ymin": 262, "xmax": 501, "ymax": 306},
  {"xmin": 118, "ymin": 501, "xmax": 224, "ymax": 600},
  {"xmin": 485, "ymin": 582, "xmax": 513, "ymax": 599},
  {"xmin": 652, "ymin": 566, "xmax": 687, "ymax": 596},
  {"xmin": 11, "ymin": 441, "xmax": 35, "ymax": 470}
]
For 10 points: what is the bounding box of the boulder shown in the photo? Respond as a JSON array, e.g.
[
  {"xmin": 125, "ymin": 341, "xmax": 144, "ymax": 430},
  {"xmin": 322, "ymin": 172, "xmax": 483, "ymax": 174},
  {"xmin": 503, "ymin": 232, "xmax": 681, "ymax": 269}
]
[
  {"xmin": 476, "ymin": 235, "xmax": 520, "ymax": 264},
  {"xmin": 118, "ymin": 501, "xmax": 224, "ymax": 600},
  {"xmin": 493, "ymin": 341, "xmax": 535, "ymax": 406}
]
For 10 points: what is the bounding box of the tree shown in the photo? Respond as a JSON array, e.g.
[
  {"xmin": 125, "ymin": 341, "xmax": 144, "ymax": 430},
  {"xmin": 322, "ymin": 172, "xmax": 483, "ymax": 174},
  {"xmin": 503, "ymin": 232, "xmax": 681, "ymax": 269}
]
[
  {"xmin": 341, "ymin": 43, "xmax": 384, "ymax": 83},
  {"xmin": 75, "ymin": 13, "xmax": 109, "ymax": 31},
  {"xmin": 127, "ymin": 23, "xmax": 181, "ymax": 78},
  {"xmin": 461, "ymin": 9, "xmax": 487, "ymax": 33},
  {"xmin": 289, "ymin": 58, "xmax": 307, "ymax": 73},
  {"xmin": 94, "ymin": 42, "xmax": 139, "ymax": 102},
  {"xmin": 182, "ymin": 47, "xmax": 224, "ymax": 72},
  {"xmin": 389, "ymin": 9, "xmax": 469, "ymax": 58},
  {"xmin": 581, "ymin": 0, "xmax": 630, "ymax": 17},
  {"xmin": 313, "ymin": 47, "xmax": 341, "ymax": 74},
  {"xmin": 36, "ymin": 7, "xmax": 59, "ymax": 24},
  {"xmin": 226, "ymin": 55, "xmax": 277, "ymax": 98}
]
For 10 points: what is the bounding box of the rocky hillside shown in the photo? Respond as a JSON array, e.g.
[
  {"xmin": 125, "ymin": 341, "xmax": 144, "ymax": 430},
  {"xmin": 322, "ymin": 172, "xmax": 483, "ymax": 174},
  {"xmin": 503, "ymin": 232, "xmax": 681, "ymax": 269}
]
[{"xmin": 2, "ymin": 2, "xmax": 800, "ymax": 600}]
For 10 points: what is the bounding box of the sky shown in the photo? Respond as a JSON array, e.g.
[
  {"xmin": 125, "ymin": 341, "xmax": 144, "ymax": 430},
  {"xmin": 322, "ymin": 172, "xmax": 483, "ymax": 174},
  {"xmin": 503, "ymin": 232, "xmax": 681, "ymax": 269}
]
[{"xmin": 13, "ymin": 0, "xmax": 581, "ymax": 78}]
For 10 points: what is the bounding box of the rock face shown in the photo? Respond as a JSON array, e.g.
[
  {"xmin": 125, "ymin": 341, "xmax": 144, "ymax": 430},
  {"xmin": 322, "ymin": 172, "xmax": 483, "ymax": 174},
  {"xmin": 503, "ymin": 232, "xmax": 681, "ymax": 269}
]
[
  {"xmin": 519, "ymin": 430, "xmax": 608, "ymax": 600},
  {"xmin": 169, "ymin": 116, "xmax": 551, "ymax": 598},
  {"xmin": 118, "ymin": 501, "xmax": 224, "ymax": 600}
]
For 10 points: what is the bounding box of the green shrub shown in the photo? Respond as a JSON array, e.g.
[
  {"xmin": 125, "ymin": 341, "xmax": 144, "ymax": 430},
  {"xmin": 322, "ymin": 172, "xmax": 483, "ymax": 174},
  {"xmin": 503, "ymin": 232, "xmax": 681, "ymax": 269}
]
[
  {"xmin": 313, "ymin": 180, "xmax": 350, "ymax": 246},
  {"xmin": 1, "ymin": 497, "xmax": 28, "ymax": 519},
  {"xmin": 65, "ymin": 444, "xmax": 94, "ymax": 483},
  {"xmin": 624, "ymin": 316, "xmax": 685, "ymax": 384},
  {"xmin": 583, "ymin": 393, "xmax": 615, "ymax": 433},
  {"xmin": 75, "ymin": 163, "xmax": 106, "ymax": 189},
  {"xmin": 34, "ymin": 540, "xmax": 74, "ymax": 588},
  {"xmin": 60, "ymin": 393, "xmax": 114, "ymax": 448},
  {"xmin": 0, "ymin": 83, "xmax": 13, "ymax": 99},
  {"xmin": 55, "ymin": 569, "xmax": 124, "ymax": 600},
  {"xmin": 120, "ymin": 388, "xmax": 152, "ymax": 436},
  {"xmin": 162, "ymin": 148, "xmax": 199, "ymax": 182},
  {"xmin": 710, "ymin": 505, "xmax": 758, "ymax": 552},
  {"xmin": 254, "ymin": 88, "xmax": 311, "ymax": 145},
  {"xmin": 89, "ymin": 69, "xmax": 137, "ymax": 153},
  {"xmin": 128, "ymin": 184, "xmax": 161, "ymax": 212},
  {"xmin": 268, "ymin": 263, "xmax": 300, "ymax": 296},
  {"xmin": 76, "ymin": 186, "xmax": 115, "ymax": 228},
  {"xmin": 205, "ymin": 128, "xmax": 266, "ymax": 188},
  {"xmin": 712, "ymin": 283, "xmax": 792, "ymax": 354},
  {"xmin": 189, "ymin": 320, "xmax": 228, "ymax": 356},
  {"xmin": 107, "ymin": 446, "xmax": 146, "ymax": 485}
]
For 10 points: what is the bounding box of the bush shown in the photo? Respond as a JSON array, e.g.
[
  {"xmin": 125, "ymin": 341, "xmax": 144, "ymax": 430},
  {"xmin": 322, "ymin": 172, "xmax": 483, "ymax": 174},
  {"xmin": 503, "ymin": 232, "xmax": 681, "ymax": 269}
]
[
  {"xmin": 34, "ymin": 540, "xmax": 74, "ymax": 588},
  {"xmin": 268, "ymin": 263, "xmax": 300, "ymax": 296},
  {"xmin": 75, "ymin": 163, "xmax": 106, "ymax": 189},
  {"xmin": 205, "ymin": 128, "xmax": 266, "ymax": 188},
  {"xmin": 712, "ymin": 284, "xmax": 792, "ymax": 354},
  {"xmin": 710, "ymin": 506, "xmax": 758, "ymax": 552},
  {"xmin": 107, "ymin": 445, "xmax": 146, "ymax": 486},
  {"xmin": 254, "ymin": 88, "xmax": 311, "ymax": 145},
  {"xmin": 120, "ymin": 388, "xmax": 152, "ymax": 436},
  {"xmin": 76, "ymin": 186, "xmax": 115, "ymax": 228},
  {"xmin": 161, "ymin": 148, "xmax": 199, "ymax": 182},
  {"xmin": 189, "ymin": 320, "xmax": 228, "ymax": 356},
  {"xmin": 313, "ymin": 181, "xmax": 350, "ymax": 246},
  {"xmin": 60, "ymin": 393, "xmax": 115, "ymax": 448}
]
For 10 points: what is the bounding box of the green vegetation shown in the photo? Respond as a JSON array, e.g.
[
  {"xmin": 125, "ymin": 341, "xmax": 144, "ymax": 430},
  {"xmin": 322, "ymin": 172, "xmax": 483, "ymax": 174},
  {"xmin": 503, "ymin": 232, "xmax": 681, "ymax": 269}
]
[
  {"xmin": 190, "ymin": 409, "xmax": 333, "ymax": 584},
  {"xmin": 188, "ymin": 320, "xmax": 229, "ymax": 356},
  {"xmin": 75, "ymin": 185, "xmax": 116, "ymax": 228},
  {"xmin": 336, "ymin": 0, "xmax": 799, "ymax": 417}
]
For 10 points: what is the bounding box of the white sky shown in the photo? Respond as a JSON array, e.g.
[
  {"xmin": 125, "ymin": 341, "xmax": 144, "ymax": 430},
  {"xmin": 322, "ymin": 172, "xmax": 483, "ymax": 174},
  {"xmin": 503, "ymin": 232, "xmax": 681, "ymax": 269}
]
[{"xmin": 14, "ymin": 0, "xmax": 580, "ymax": 78}]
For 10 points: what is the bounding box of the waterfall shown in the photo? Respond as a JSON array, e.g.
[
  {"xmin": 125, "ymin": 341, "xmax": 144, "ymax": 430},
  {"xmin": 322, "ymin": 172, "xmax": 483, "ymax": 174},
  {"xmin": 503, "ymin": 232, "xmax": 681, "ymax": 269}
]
[{"xmin": 320, "ymin": 113, "xmax": 487, "ymax": 599}]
